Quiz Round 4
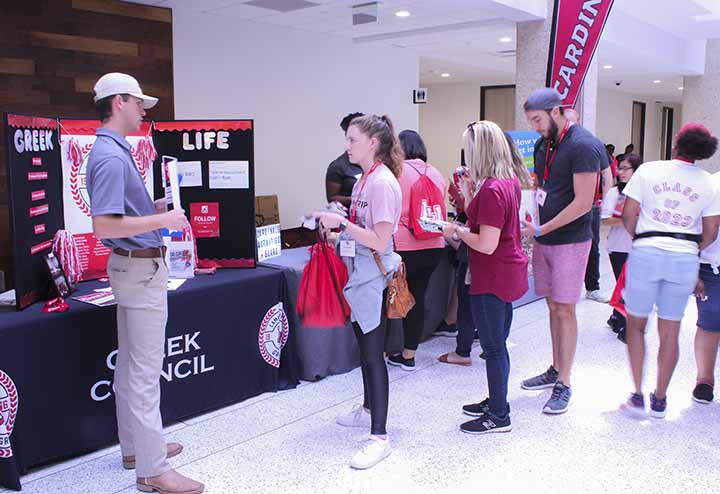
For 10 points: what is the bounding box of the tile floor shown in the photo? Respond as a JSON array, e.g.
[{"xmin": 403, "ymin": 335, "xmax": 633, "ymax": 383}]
[{"xmin": 4, "ymin": 251, "xmax": 719, "ymax": 494}]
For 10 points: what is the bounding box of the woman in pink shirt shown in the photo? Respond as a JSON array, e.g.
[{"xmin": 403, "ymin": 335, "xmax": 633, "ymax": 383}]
[
  {"xmin": 315, "ymin": 114, "xmax": 402, "ymax": 470},
  {"xmin": 387, "ymin": 130, "xmax": 447, "ymax": 371},
  {"xmin": 444, "ymin": 121, "xmax": 532, "ymax": 434}
]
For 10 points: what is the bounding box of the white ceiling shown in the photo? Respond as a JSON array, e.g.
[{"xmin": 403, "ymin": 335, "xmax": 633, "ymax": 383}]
[{"xmin": 129, "ymin": 0, "xmax": 720, "ymax": 102}]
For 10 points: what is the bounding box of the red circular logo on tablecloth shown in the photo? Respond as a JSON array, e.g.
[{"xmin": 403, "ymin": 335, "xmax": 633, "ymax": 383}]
[
  {"xmin": 259, "ymin": 303, "xmax": 289, "ymax": 368},
  {"xmin": 0, "ymin": 369, "xmax": 19, "ymax": 458}
]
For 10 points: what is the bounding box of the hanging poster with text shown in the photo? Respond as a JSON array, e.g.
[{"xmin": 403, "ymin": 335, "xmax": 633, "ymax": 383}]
[
  {"xmin": 152, "ymin": 121, "xmax": 256, "ymax": 267},
  {"xmin": 3, "ymin": 114, "xmax": 64, "ymax": 309},
  {"xmin": 59, "ymin": 120, "xmax": 156, "ymax": 281}
]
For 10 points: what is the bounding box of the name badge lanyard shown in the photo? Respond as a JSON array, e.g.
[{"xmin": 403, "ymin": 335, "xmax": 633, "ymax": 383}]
[
  {"xmin": 349, "ymin": 161, "xmax": 381, "ymax": 224},
  {"xmin": 543, "ymin": 120, "xmax": 572, "ymax": 182}
]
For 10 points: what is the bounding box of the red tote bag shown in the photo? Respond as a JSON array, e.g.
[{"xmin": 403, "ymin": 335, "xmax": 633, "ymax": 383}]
[{"xmin": 297, "ymin": 241, "xmax": 351, "ymax": 328}]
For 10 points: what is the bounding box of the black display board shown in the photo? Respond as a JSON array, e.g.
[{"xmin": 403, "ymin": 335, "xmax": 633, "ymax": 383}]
[
  {"xmin": 152, "ymin": 120, "xmax": 256, "ymax": 267},
  {"xmin": 3, "ymin": 114, "xmax": 65, "ymax": 309}
]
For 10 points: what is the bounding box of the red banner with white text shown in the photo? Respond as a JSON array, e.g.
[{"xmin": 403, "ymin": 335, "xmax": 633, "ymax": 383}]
[{"xmin": 546, "ymin": 0, "xmax": 614, "ymax": 108}]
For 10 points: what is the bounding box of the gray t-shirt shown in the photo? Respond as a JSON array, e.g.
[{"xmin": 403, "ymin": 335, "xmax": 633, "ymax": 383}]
[
  {"xmin": 534, "ymin": 124, "xmax": 603, "ymax": 245},
  {"xmin": 86, "ymin": 128, "xmax": 163, "ymax": 250}
]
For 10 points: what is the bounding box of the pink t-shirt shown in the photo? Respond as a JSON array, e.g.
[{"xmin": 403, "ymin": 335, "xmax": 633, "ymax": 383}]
[
  {"xmin": 393, "ymin": 159, "xmax": 447, "ymax": 251},
  {"xmin": 466, "ymin": 177, "xmax": 528, "ymax": 302},
  {"xmin": 350, "ymin": 164, "xmax": 402, "ymax": 237}
]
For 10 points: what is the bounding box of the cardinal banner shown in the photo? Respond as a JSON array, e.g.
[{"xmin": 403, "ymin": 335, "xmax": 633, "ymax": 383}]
[
  {"xmin": 546, "ymin": 0, "xmax": 614, "ymax": 108},
  {"xmin": 59, "ymin": 120, "xmax": 156, "ymax": 280}
]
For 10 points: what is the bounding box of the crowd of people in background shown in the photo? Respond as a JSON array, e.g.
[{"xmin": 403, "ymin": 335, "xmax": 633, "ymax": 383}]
[{"xmin": 320, "ymin": 87, "xmax": 720, "ymax": 470}]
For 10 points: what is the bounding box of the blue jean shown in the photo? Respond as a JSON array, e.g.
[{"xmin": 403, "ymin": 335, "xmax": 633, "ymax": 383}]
[
  {"xmin": 470, "ymin": 293, "xmax": 513, "ymax": 418},
  {"xmin": 455, "ymin": 263, "xmax": 475, "ymax": 358}
]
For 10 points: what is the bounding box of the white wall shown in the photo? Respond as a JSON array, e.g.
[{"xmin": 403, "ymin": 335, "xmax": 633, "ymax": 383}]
[
  {"xmin": 171, "ymin": 7, "xmax": 419, "ymax": 228},
  {"xmin": 596, "ymin": 88, "xmax": 682, "ymax": 162},
  {"xmin": 419, "ymin": 83, "xmax": 480, "ymax": 178}
]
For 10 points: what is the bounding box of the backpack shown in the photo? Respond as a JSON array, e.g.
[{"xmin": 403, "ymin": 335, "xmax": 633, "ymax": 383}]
[{"xmin": 406, "ymin": 163, "xmax": 446, "ymax": 240}]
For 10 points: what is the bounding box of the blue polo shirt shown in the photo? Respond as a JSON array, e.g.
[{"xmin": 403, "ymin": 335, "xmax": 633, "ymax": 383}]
[{"xmin": 86, "ymin": 128, "xmax": 163, "ymax": 250}]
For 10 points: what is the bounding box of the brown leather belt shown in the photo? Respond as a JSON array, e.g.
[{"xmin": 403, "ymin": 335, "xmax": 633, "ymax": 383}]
[{"xmin": 113, "ymin": 246, "xmax": 166, "ymax": 258}]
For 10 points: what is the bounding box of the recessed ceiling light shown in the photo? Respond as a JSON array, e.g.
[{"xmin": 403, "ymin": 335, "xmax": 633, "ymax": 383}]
[
  {"xmin": 499, "ymin": 36, "xmax": 512, "ymax": 43},
  {"xmin": 653, "ymin": 80, "xmax": 662, "ymax": 84},
  {"xmin": 603, "ymin": 65, "xmax": 613, "ymax": 70},
  {"xmin": 395, "ymin": 10, "xmax": 411, "ymax": 18},
  {"xmin": 678, "ymin": 86, "xmax": 684, "ymax": 90},
  {"xmin": 440, "ymin": 73, "xmax": 451, "ymax": 78}
]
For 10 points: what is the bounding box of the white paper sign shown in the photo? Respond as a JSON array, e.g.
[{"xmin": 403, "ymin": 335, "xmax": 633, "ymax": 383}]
[
  {"xmin": 257, "ymin": 224, "xmax": 282, "ymax": 262},
  {"xmin": 162, "ymin": 155, "xmax": 182, "ymax": 212},
  {"xmin": 177, "ymin": 161, "xmax": 202, "ymax": 187},
  {"xmin": 209, "ymin": 160, "xmax": 249, "ymax": 189}
]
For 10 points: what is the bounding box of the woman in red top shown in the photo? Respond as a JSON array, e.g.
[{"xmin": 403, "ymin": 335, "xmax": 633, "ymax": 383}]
[{"xmin": 444, "ymin": 120, "xmax": 532, "ymax": 434}]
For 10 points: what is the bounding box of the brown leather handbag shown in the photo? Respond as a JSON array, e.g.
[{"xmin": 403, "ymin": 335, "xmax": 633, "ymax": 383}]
[{"xmin": 372, "ymin": 252, "xmax": 415, "ymax": 319}]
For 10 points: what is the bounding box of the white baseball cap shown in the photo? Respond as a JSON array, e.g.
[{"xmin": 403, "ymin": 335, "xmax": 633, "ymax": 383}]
[{"xmin": 93, "ymin": 72, "xmax": 158, "ymax": 109}]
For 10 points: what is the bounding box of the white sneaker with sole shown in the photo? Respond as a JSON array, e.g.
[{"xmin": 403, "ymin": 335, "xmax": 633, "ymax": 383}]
[
  {"xmin": 336, "ymin": 404, "xmax": 371, "ymax": 428},
  {"xmin": 350, "ymin": 436, "xmax": 391, "ymax": 470},
  {"xmin": 586, "ymin": 290, "xmax": 609, "ymax": 303}
]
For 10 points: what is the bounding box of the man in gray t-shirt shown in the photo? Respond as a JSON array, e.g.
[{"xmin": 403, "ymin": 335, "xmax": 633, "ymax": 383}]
[{"xmin": 86, "ymin": 73, "xmax": 203, "ymax": 494}]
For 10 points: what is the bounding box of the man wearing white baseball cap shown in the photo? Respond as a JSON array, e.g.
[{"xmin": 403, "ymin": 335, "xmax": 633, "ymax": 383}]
[{"xmin": 86, "ymin": 73, "xmax": 203, "ymax": 494}]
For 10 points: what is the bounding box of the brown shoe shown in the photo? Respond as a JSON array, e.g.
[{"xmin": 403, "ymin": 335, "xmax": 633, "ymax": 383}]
[
  {"xmin": 137, "ymin": 469, "xmax": 204, "ymax": 494},
  {"xmin": 123, "ymin": 442, "xmax": 184, "ymax": 470},
  {"xmin": 438, "ymin": 352, "xmax": 472, "ymax": 366}
]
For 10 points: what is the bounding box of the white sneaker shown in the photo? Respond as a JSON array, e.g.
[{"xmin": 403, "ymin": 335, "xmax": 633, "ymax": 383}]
[
  {"xmin": 336, "ymin": 404, "xmax": 371, "ymax": 428},
  {"xmin": 586, "ymin": 290, "xmax": 609, "ymax": 303},
  {"xmin": 350, "ymin": 436, "xmax": 391, "ymax": 470}
]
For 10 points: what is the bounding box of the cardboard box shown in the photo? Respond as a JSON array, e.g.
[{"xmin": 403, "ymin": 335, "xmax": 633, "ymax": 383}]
[{"xmin": 255, "ymin": 195, "xmax": 280, "ymax": 227}]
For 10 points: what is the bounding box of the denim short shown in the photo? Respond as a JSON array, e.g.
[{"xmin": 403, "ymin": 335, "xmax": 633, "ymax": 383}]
[
  {"xmin": 697, "ymin": 264, "xmax": 720, "ymax": 332},
  {"xmin": 624, "ymin": 247, "xmax": 699, "ymax": 321}
]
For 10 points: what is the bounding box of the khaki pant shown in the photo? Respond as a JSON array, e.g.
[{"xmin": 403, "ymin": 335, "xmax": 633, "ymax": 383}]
[{"xmin": 107, "ymin": 252, "xmax": 170, "ymax": 478}]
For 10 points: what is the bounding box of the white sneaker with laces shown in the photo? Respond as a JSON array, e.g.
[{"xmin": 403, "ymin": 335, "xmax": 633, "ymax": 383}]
[
  {"xmin": 350, "ymin": 436, "xmax": 391, "ymax": 470},
  {"xmin": 336, "ymin": 404, "xmax": 371, "ymax": 428},
  {"xmin": 586, "ymin": 290, "xmax": 609, "ymax": 303}
]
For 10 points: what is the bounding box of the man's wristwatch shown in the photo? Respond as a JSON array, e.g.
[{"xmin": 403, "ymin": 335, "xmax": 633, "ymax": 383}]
[{"xmin": 339, "ymin": 219, "xmax": 349, "ymax": 232}]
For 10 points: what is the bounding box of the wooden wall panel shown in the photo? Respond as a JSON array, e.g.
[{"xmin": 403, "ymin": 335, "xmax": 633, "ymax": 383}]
[{"xmin": 0, "ymin": 0, "xmax": 174, "ymax": 289}]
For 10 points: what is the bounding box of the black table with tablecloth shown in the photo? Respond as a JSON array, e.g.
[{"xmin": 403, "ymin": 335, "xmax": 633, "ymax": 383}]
[
  {"xmin": 0, "ymin": 267, "xmax": 298, "ymax": 491},
  {"xmin": 263, "ymin": 246, "xmax": 542, "ymax": 382},
  {"xmin": 261, "ymin": 246, "xmax": 456, "ymax": 381}
]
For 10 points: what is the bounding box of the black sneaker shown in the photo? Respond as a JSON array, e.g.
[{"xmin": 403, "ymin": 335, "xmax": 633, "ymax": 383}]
[
  {"xmin": 617, "ymin": 329, "xmax": 627, "ymax": 344},
  {"xmin": 462, "ymin": 398, "xmax": 511, "ymax": 417},
  {"xmin": 387, "ymin": 354, "xmax": 415, "ymax": 371},
  {"xmin": 692, "ymin": 383, "xmax": 714, "ymax": 404},
  {"xmin": 607, "ymin": 315, "xmax": 620, "ymax": 333},
  {"xmin": 432, "ymin": 322, "xmax": 457, "ymax": 337},
  {"xmin": 460, "ymin": 412, "xmax": 512, "ymax": 434}
]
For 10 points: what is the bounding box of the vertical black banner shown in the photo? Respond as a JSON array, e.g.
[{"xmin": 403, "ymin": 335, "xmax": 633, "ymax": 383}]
[
  {"xmin": 3, "ymin": 114, "xmax": 64, "ymax": 309},
  {"xmin": 152, "ymin": 120, "xmax": 256, "ymax": 267}
]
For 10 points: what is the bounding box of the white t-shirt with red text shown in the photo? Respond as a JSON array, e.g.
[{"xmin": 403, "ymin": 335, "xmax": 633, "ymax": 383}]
[{"xmin": 623, "ymin": 159, "xmax": 720, "ymax": 255}]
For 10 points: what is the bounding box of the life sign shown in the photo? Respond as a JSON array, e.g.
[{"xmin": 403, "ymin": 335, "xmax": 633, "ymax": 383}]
[{"xmin": 182, "ymin": 131, "xmax": 230, "ymax": 150}]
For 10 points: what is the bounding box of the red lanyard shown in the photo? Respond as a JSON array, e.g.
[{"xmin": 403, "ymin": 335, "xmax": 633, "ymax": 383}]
[
  {"xmin": 349, "ymin": 161, "xmax": 381, "ymax": 224},
  {"xmin": 543, "ymin": 120, "xmax": 572, "ymax": 182},
  {"xmin": 675, "ymin": 157, "xmax": 694, "ymax": 164}
]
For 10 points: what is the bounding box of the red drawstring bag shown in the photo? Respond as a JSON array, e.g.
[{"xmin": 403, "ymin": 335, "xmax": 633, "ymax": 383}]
[
  {"xmin": 297, "ymin": 240, "xmax": 351, "ymax": 328},
  {"xmin": 609, "ymin": 263, "xmax": 627, "ymax": 317},
  {"xmin": 406, "ymin": 163, "xmax": 446, "ymax": 240}
]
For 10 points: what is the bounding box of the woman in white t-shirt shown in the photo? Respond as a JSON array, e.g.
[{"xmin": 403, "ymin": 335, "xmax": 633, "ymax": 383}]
[
  {"xmin": 601, "ymin": 153, "xmax": 643, "ymax": 343},
  {"xmin": 621, "ymin": 123, "xmax": 720, "ymax": 419}
]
